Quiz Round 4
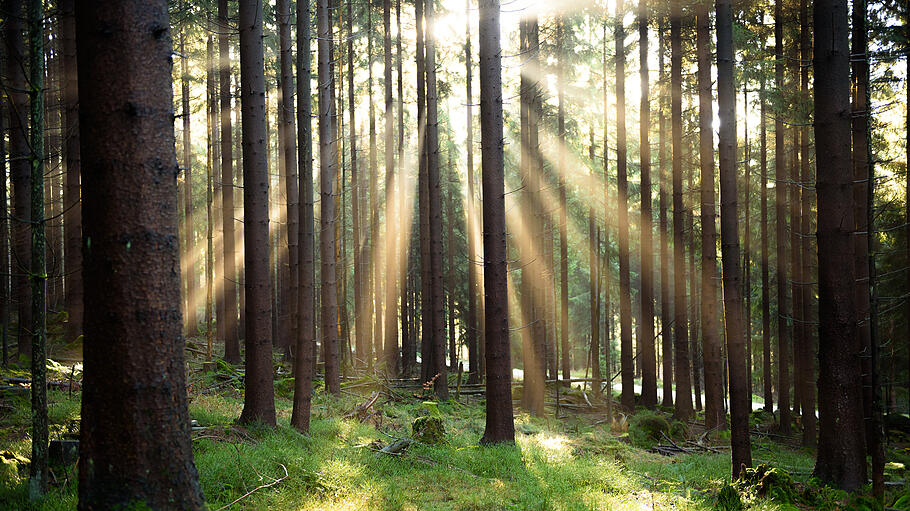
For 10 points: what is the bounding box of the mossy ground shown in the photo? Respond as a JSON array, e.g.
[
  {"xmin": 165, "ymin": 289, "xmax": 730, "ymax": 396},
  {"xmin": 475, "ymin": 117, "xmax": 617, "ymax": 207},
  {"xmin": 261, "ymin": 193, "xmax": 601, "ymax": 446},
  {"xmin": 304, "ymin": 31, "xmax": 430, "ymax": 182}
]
[{"xmin": 0, "ymin": 360, "xmax": 905, "ymax": 510}]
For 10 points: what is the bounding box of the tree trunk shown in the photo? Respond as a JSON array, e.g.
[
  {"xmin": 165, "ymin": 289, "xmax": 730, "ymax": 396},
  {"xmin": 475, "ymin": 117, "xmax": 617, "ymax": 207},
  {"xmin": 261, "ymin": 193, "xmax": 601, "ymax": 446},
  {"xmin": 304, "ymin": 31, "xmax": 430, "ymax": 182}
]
[
  {"xmin": 278, "ymin": 0, "xmax": 299, "ymax": 355},
  {"xmin": 206, "ymin": 35, "xmax": 216, "ymax": 362},
  {"xmin": 60, "ymin": 0, "xmax": 82, "ymax": 345},
  {"xmin": 615, "ymin": 3, "xmax": 634, "ymax": 410},
  {"xmin": 397, "ymin": 0, "xmax": 410, "ymax": 377},
  {"xmin": 557, "ymin": 20, "xmax": 571, "ymax": 386},
  {"xmin": 180, "ymin": 27, "xmax": 197, "ymax": 337},
  {"xmin": 382, "ymin": 0, "xmax": 398, "ymax": 374},
  {"xmin": 851, "ymin": 0, "xmax": 883, "ymax": 494},
  {"xmin": 657, "ymin": 21, "xmax": 673, "ymax": 408},
  {"xmin": 638, "ymin": 0, "xmax": 656, "ymax": 408},
  {"xmin": 716, "ymin": 0, "xmax": 752, "ymax": 474},
  {"xmin": 5, "ymin": 0, "xmax": 31, "ymax": 360},
  {"xmin": 774, "ymin": 0, "xmax": 791, "ymax": 433},
  {"xmin": 812, "ymin": 0, "xmax": 867, "ymax": 490},
  {"xmin": 316, "ymin": 0, "xmax": 340, "ymax": 394},
  {"xmin": 760, "ymin": 66, "xmax": 772, "ymax": 413},
  {"xmin": 425, "ymin": 0, "xmax": 447, "ymax": 399},
  {"xmin": 478, "ymin": 0, "xmax": 514, "ymax": 444},
  {"xmin": 464, "ymin": 0, "xmax": 479, "ymax": 383},
  {"xmin": 75, "ymin": 1, "xmax": 204, "ymax": 505},
  {"xmin": 589, "ymin": 131, "xmax": 602, "ymax": 396},
  {"xmin": 292, "ymin": 0, "xmax": 316, "ymax": 432},
  {"xmin": 415, "ymin": 0, "xmax": 431, "ymax": 381},
  {"xmin": 237, "ymin": 0, "xmax": 277, "ymax": 424},
  {"xmin": 696, "ymin": 1, "xmax": 724, "ymax": 430},
  {"xmin": 671, "ymin": 0, "xmax": 692, "ymax": 420}
]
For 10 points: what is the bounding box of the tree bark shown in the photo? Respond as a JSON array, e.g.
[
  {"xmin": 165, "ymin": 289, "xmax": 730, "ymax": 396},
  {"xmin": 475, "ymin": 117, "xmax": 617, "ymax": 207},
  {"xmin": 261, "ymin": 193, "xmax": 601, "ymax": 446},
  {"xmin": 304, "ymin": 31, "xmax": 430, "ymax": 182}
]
[
  {"xmin": 638, "ymin": 0, "xmax": 656, "ymax": 408},
  {"xmin": 60, "ymin": 0, "xmax": 82, "ymax": 345},
  {"xmin": 180, "ymin": 27, "xmax": 197, "ymax": 336},
  {"xmin": 237, "ymin": 0, "xmax": 277, "ymax": 424},
  {"xmin": 774, "ymin": 0, "xmax": 791, "ymax": 433},
  {"xmin": 292, "ymin": 0, "xmax": 316, "ymax": 432},
  {"xmin": 657, "ymin": 21, "xmax": 672, "ymax": 408},
  {"xmin": 671, "ymin": 0, "xmax": 692, "ymax": 420},
  {"xmin": 696, "ymin": 1, "xmax": 724, "ymax": 429},
  {"xmin": 557, "ymin": 20, "xmax": 571, "ymax": 386},
  {"xmin": 813, "ymin": 0, "xmax": 867, "ymax": 490},
  {"xmin": 75, "ymin": 1, "xmax": 204, "ymax": 506},
  {"xmin": 278, "ymin": 0, "xmax": 299, "ymax": 354},
  {"xmin": 478, "ymin": 0, "xmax": 514, "ymax": 444},
  {"xmin": 464, "ymin": 0, "xmax": 479, "ymax": 383},
  {"xmin": 716, "ymin": 0, "xmax": 752, "ymax": 474},
  {"xmin": 760, "ymin": 65, "xmax": 772, "ymax": 413}
]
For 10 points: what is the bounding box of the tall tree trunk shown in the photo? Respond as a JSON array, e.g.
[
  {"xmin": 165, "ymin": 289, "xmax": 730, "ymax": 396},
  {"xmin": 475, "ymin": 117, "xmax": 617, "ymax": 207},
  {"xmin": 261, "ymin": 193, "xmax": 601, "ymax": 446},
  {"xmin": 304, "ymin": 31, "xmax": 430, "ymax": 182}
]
[
  {"xmin": 416, "ymin": 0, "xmax": 431, "ymax": 381},
  {"xmin": 852, "ymin": 0, "xmax": 883, "ymax": 494},
  {"xmin": 638, "ymin": 0, "xmax": 656, "ymax": 408},
  {"xmin": 384, "ymin": 0, "xmax": 400, "ymax": 374},
  {"xmin": 800, "ymin": 0, "xmax": 817, "ymax": 448},
  {"xmin": 60, "ymin": 0, "xmax": 81, "ymax": 345},
  {"xmin": 589, "ymin": 131, "xmax": 602, "ymax": 395},
  {"xmin": 558, "ymin": 20, "xmax": 570, "ymax": 386},
  {"xmin": 788, "ymin": 22, "xmax": 802, "ymax": 419},
  {"xmin": 0, "ymin": 43, "xmax": 7, "ymax": 367},
  {"xmin": 237, "ymin": 0, "xmax": 277, "ymax": 424},
  {"xmin": 6, "ymin": 0, "xmax": 31, "ymax": 360},
  {"xmin": 348, "ymin": 0, "xmax": 363, "ymax": 367},
  {"xmin": 658, "ymin": 21, "xmax": 673, "ymax": 408},
  {"xmin": 367, "ymin": 3, "xmax": 378, "ymax": 367},
  {"xmin": 181, "ymin": 27, "xmax": 197, "ymax": 336},
  {"xmin": 716, "ymin": 0, "xmax": 752, "ymax": 474},
  {"xmin": 774, "ymin": 0, "xmax": 791, "ymax": 433},
  {"xmin": 760, "ymin": 65, "xmax": 772, "ymax": 412},
  {"xmin": 219, "ymin": 0, "xmax": 240, "ymax": 364},
  {"xmin": 279, "ymin": 0, "xmax": 299, "ymax": 354},
  {"xmin": 206, "ymin": 35, "xmax": 216, "ymax": 363},
  {"xmin": 75, "ymin": 1, "xmax": 204, "ymax": 505},
  {"xmin": 317, "ymin": 0, "xmax": 340, "ymax": 394},
  {"xmin": 687, "ymin": 124, "xmax": 702, "ymax": 412},
  {"xmin": 397, "ymin": 0, "xmax": 410, "ymax": 377},
  {"xmin": 743, "ymin": 88, "xmax": 752, "ymax": 399},
  {"xmin": 478, "ymin": 0, "xmax": 514, "ymax": 444},
  {"xmin": 464, "ymin": 0, "xmax": 479, "ymax": 383},
  {"xmin": 425, "ymin": 0, "xmax": 447, "ymax": 398},
  {"xmin": 671, "ymin": 0, "xmax": 693, "ymax": 420},
  {"xmin": 27, "ymin": 0, "xmax": 46, "ymax": 496},
  {"xmin": 615, "ymin": 2, "xmax": 634, "ymax": 410},
  {"xmin": 292, "ymin": 0, "xmax": 316, "ymax": 432},
  {"xmin": 696, "ymin": 0, "xmax": 724, "ymax": 429},
  {"xmin": 813, "ymin": 0, "xmax": 866, "ymax": 490}
]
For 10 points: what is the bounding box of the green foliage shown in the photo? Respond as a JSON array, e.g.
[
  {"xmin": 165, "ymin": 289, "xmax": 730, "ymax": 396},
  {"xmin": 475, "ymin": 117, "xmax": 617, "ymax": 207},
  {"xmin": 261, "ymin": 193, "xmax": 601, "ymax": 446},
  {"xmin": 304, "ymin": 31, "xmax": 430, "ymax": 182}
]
[
  {"xmin": 739, "ymin": 463, "xmax": 797, "ymax": 504},
  {"xmin": 627, "ymin": 410, "xmax": 670, "ymax": 448},
  {"xmin": 412, "ymin": 416, "xmax": 446, "ymax": 444},
  {"xmin": 716, "ymin": 482, "xmax": 743, "ymax": 511}
]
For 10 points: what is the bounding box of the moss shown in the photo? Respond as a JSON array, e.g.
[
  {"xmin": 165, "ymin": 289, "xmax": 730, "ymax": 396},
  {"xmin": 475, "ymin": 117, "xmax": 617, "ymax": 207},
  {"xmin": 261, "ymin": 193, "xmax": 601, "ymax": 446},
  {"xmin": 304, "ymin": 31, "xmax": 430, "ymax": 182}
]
[
  {"xmin": 412, "ymin": 416, "xmax": 446, "ymax": 444},
  {"xmin": 716, "ymin": 482, "xmax": 743, "ymax": 511},
  {"xmin": 0, "ymin": 450, "xmax": 28, "ymax": 487},
  {"xmin": 628, "ymin": 411, "xmax": 670, "ymax": 448},
  {"xmin": 739, "ymin": 463, "xmax": 797, "ymax": 503}
]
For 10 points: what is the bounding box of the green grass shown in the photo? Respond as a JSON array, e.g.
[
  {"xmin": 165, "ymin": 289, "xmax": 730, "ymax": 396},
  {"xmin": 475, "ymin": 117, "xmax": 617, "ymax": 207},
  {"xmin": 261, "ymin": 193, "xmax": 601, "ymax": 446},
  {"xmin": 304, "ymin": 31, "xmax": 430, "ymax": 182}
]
[{"xmin": 0, "ymin": 368, "xmax": 898, "ymax": 510}]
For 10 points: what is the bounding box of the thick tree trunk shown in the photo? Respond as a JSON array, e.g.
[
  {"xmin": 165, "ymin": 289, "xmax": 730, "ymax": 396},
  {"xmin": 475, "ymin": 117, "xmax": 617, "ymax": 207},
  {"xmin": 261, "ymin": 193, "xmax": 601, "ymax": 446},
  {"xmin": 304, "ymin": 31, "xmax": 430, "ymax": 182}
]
[
  {"xmin": 670, "ymin": 0, "xmax": 693, "ymax": 420},
  {"xmin": 638, "ymin": 0, "xmax": 656, "ymax": 408},
  {"xmin": 813, "ymin": 0, "xmax": 867, "ymax": 490},
  {"xmin": 716, "ymin": 0, "xmax": 752, "ymax": 474},
  {"xmin": 237, "ymin": 0, "xmax": 277, "ymax": 424},
  {"xmin": 774, "ymin": 0, "xmax": 791, "ymax": 433},
  {"xmin": 317, "ymin": 0, "xmax": 340, "ymax": 394},
  {"xmin": 478, "ymin": 0, "xmax": 514, "ymax": 444},
  {"xmin": 292, "ymin": 0, "xmax": 316, "ymax": 432},
  {"xmin": 75, "ymin": 1, "xmax": 204, "ymax": 506},
  {"xmin": 696, "ymin": 2, "xmax": 724, "ymax": 430}
]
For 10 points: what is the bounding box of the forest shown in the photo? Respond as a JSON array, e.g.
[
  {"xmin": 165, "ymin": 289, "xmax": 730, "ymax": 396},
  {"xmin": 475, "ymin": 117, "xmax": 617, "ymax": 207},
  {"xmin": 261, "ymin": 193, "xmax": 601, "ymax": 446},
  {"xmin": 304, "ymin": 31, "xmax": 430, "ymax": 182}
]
[{"xmin": 0, "ymin": 0, "xmax": 908, "ymax": 508}]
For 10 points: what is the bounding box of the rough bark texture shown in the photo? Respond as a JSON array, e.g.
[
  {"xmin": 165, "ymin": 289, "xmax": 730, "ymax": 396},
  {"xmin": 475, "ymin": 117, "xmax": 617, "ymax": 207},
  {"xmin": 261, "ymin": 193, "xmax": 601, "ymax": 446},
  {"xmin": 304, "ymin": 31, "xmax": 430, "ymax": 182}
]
[
  {"xmin": 695, "ymin": 2, "xmax": 724, "ymax": 430},
  {"xmin": 237, "ymin": 0, "xmax": 277, "ymax": 425},
  {"xmin": 291, "ymin": 0, "xmax": 315, "ymax": 433},
  {"xmin": 478, "ymin": 0, "xmax": 514, "ymax": 445},
  {"xmin": 75, "ymin": 1, "xmax": 204, "ymax": 506},
  {"xmin": 638, "ymin": 0, "xmax": 656, "ymax": 408},
  {"xmin": 657, "ymin": 22, "xmax": 673, "ymax": 408},
  {"xmin": 812, "ymin": 0, "xmax": 867, "ymax": 491},
  {"xmin": 278, "ymin": 0, "xmax": 299, "ymax": 353},
  {"xmin": 670, "ymin": 0, "xmax": 692, "ymax": 420},
  {"xmin": 716, "ymin": 0, "xmax": 752, "ymax": 474},
  {"xmin": 317, "ymin": 0, "xmax": 340, "ymax": 395}
]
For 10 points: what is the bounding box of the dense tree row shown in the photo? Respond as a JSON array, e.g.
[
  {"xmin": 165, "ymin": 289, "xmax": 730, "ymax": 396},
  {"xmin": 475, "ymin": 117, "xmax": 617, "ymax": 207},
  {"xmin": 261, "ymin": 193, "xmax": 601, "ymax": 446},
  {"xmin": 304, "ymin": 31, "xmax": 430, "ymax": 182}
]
[{"xmin": 1, "ymin": 0, "xmax": 908, "ymax": 505}]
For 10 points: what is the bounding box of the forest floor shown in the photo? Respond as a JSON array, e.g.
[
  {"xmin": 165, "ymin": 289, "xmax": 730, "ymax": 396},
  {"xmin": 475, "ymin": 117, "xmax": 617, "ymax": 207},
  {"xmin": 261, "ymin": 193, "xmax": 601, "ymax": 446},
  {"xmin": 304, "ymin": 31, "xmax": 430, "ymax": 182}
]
[{"xmin": 1, "ymin": 352, "xmax": 909, "ymax": 510}]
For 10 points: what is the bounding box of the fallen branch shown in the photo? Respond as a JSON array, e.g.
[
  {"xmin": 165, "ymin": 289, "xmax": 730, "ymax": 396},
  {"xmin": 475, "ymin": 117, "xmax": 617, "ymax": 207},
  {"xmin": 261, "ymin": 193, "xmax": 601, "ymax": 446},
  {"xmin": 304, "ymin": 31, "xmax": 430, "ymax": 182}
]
[{"xmin": 214, "ymin": 463, "xmax": 288, "ymax": 511}]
